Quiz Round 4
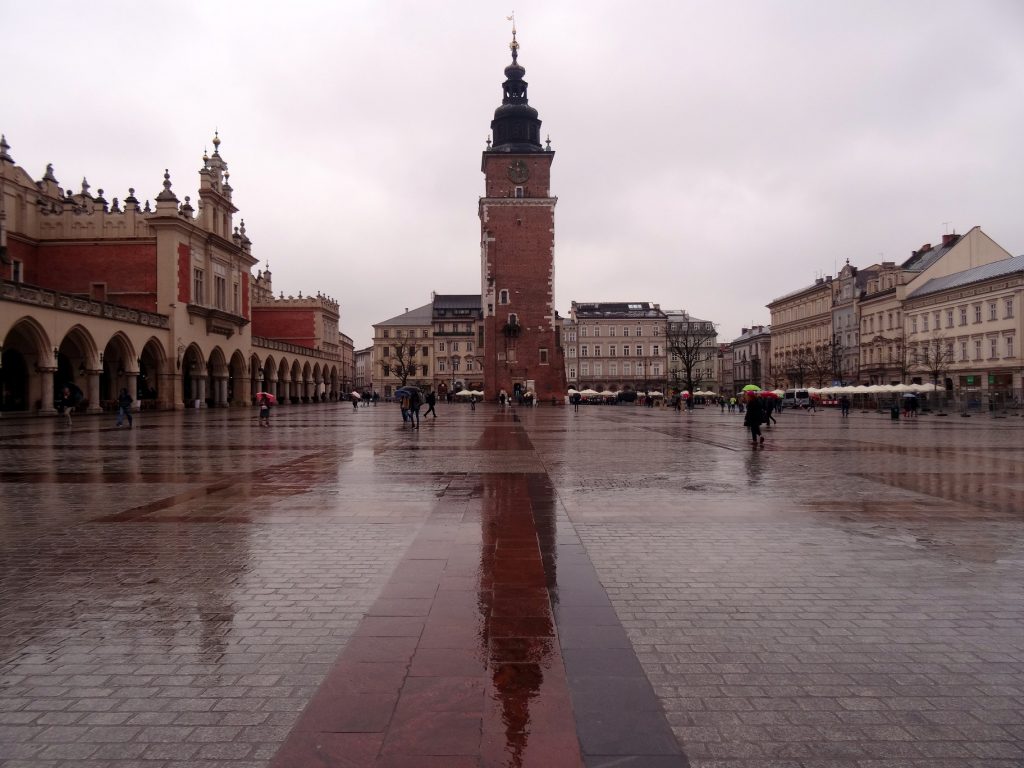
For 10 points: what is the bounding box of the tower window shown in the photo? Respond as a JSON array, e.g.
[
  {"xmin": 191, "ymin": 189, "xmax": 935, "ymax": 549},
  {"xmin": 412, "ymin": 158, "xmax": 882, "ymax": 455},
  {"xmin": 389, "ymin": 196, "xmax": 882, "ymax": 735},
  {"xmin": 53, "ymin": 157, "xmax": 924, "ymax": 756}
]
[
  {"xmin": 499, "ymin": 289, "xmax": 509, "ymax": 305},
  {"xmin": 515, "ymin": 187, "xmax": 524, "ymax": 198},
  {"xmin": 539, "ymin": 348, "xmax": 548, "ymax": 365}
]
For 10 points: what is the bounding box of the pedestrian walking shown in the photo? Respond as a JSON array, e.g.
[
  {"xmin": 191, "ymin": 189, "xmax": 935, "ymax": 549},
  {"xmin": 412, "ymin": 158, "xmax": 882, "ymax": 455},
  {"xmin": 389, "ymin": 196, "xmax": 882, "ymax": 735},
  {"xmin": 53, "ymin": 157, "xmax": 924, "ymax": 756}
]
[
  {"xmin": 424, "ymin": 390, "xmax": 437, "ymax": 419},
  {"xmin": 470, "ymin": 394, "xmax": 477, "ymax": 411},
  {"xmin": 399, "ymin": 392, "xmax": 411, "ymax": 423},
  {"xmin": 743, "ymin": 393, "xmax": 765, "ymax": 448},
  {"xmin": 116, "ymin": 388, "xmax": 134, "ymax": 428},
  {"xmin": 60, "ymin": 386, "xmax": 75, "ymax": 426},
  {"xmin": 571, "ymin": 392, "xmax": 580, "ymax": 413},
  {"xmin": 840, "ymin": 395, "xmax": 850, "ymax": 417},
  {"xmin": 258, "ymin": 393, "xmax": 272, "ymax": 426},
  {"xmin": 409, "ymin": 388, "xmax": 422, "ymax": 429}
]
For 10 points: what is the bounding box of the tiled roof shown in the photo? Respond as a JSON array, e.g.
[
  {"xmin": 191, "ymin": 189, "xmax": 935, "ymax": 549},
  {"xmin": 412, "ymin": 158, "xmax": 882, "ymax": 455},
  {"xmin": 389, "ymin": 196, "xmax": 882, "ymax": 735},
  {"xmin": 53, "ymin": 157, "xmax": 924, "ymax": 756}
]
[
  {"xmin": 432, "ymin": 294, "xmax": 481, "ymax": 310},
  {"xmin": 375, "ymin": 302, "xmax": 434, "ymax": 326},
  {"xmin": 907, "ymin": 255, "xmax": 1024, "ymax": 299},
  {"xmin": 574, "ymin": 302, "xmax": 664, "ymax": 319}
]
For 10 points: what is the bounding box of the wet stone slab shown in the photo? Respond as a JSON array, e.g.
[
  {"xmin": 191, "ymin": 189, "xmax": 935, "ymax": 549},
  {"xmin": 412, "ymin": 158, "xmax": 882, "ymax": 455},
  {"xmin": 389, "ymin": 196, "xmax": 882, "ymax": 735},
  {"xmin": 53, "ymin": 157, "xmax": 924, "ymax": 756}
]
[{"xmin": 1, "ymin": 403, "xmax": 1023, "ymax": 766}]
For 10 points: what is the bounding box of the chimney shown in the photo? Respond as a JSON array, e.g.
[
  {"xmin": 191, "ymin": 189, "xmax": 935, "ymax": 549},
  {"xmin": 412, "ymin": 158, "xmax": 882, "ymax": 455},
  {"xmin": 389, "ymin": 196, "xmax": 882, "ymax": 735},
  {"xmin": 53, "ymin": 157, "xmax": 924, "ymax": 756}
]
[
  {"xmin": 741, "ymin": 327, "xmax": 749, "ymax": 335},
  {"xmin": 942, "ymin": 233, "xmax": 957, "ymax": 246}
]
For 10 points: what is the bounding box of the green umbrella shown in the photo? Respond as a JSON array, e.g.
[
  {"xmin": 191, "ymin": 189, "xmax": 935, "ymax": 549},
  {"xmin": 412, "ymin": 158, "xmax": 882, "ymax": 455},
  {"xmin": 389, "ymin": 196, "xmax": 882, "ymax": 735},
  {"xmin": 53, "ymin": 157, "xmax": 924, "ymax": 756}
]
[{"xmin": 741, "ymin": 384, "xmax": 762, "ymax": 392}]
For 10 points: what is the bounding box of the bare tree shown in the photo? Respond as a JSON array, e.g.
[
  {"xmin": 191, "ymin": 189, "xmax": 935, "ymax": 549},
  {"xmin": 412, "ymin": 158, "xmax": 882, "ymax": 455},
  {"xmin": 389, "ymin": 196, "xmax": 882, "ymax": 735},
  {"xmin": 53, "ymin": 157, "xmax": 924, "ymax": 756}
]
[
  {"xmin": 808, "ymin": 344, "xmax": 834, "ymax": 388},
  {"xmin": 914, "ymin": 334, "xmax": 954, "ymax": 391},
  {"xmin": 381, "ymin": 340, "xmax": 420, "ymax": 388},
  {"xmin": 665, "ymin": 314, "xmax": 719, "ymax": 394},
  {"xmin": 785, "ymin": 348, "xmax": 813, "ymax": 388}
]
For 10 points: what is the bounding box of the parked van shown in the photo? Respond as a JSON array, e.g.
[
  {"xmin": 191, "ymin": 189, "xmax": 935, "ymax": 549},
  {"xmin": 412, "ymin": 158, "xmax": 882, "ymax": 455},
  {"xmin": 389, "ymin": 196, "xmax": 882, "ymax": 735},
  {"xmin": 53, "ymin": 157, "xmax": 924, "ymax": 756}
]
[{"xmin": 783, "ymin": 389, "xmax": 811, "ymax": 408}]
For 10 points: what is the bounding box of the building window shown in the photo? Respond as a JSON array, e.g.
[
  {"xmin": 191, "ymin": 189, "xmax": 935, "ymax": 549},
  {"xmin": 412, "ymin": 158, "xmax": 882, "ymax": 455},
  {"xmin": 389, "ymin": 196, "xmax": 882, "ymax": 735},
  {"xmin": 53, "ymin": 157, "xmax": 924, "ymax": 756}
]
[
  {"xmin": 452, "ymin": 342, "xmax": 459, "ymax": 352},
  {"xmin": 622, "ymin": 326, "xmax": 629, "ymax": 337},
  {"xmin": 539, "ymin": 348, "xmax": 548, "ymax": 365},
  {"xmin": 921, "ymin": 315, "xmax": 928, "ymax": 332},
  {"xmin": 569, "ymin": 367, "xmax": 576, "ymax": 379},
  {"xmin": 499, "ymin": 289, "xmax": 509, "ymax": 304},
  {"xmin": 233, "ymin": 282, "xmax": 240, "ymax": 313},
  {"xmin": 383, "ymin": 364, "xmax": 390, "ymax": 376},
  {"xmin": 990, "ymin": 338, "xmax": 998, "ymax": 358},
  {"xmin": 653, "ymin": 344, "xmax": 661, "ymax": 356},
  {"xmin": 580, "ymin": 363, "xmax": 589, "ymax": 375},
  {"xmin": 594, "ymin": 345, "xmax": 601, "ymax": 356},
  {"xmin": 421, "ymin": 365, "xmax": 428, "ymax": 376},
  {"xmin": 594, "ymin": 363, "xmax": 602, "ymax": 376},
  {"xmin": 974, "ymin": 304, "xmax": 982, "ymax": 323},
  {"xmin": 466, "ymin": 341, "xmax": 473, "ymax": 352},
  {"xmin": 934, "ymin": 311, "xmax": 940, "ymax": 330},
  {"xmin": 383, "ymin": 329, "xmax": 390, "ymax": 338},
  {"xmin": 652, "ymin": 364, "xmax": 661, "ymax": 376},
  {"xmin": 622, "ymin": 345, "xmax": 630, "ymax": 356},
  {"xmin": 989, "ymin": 302, "xmax": 997, "ymax": 321},
  {"xmin": 594, "ymin": 325, "xmax": 602, "ymax": 337},
  {"xmin": 961, "ymin": 341, "xmax": 967, "ymax": 361},
  {"xmin": 653, "ymin": 326, "xmax": 660, "ymax": 337},
  {"xmin": 515, "ymin": 186, "xmax": 524, "ymax": 198},
  {"xmin": 568, "ymin": 346, "xmax": 576, "ymax": 357},
  {"xmin": 636, "ymin": 325, "xmax": 643, "ymax": 336},
  {"xmin": 438, "ymin": 360, "xmax": 446, "ymax": 372},
  {"xmin": 609, "ymin": 345, "xmax": 617, "ymax": 357},
  {"xmin": 452, "ymin": 358, "xmax": 460, "ymax": 371},
  {"xmin": 609, "ymin": 363, "xmax": 617, "ymax": 376},
  {"xmin": 1007, "ymin": 336, "xmax": 1015, "ymax": 358},
  {"xmin": 946, "ymin": 309, "xmax": 954, "ymax": 328},
  {"xmin": 608, "ymin": 326, "xmax": 616, "ymax": 337},
  {"xmin": 1006, "ymin": 298, "xmax": 1014, "ymax": 319},
  {"xmin": 12, "ymin": 260, "xmax": 23, "ymax": 283},
  {"xmin": 635, "ymin": 345, "xmax": 643, "ymax": 356},
  {"xmin": 214, "ymin": 275, "xmax": 227, "ymax": 309},
  {"xmin": 193, "ymin": 268, "xmax": 205, "ymax": 304},
  {"xmin": 580, "ymin": 345, "xmax": 588, "ymax": 357},
  {"xmin": 422, "ymin": 346, "xmax": 429, "ymax": 356},
  {"xmin": 580, "ymin": 326, "xmax": 588, "ymax": 337},
  {"xmin": 974, "ymin": 339, "xmax": 982, "ymax": 359},
  {"xmin": 439, "ymin": 342, "xmax": 445, "ymax": 352}
]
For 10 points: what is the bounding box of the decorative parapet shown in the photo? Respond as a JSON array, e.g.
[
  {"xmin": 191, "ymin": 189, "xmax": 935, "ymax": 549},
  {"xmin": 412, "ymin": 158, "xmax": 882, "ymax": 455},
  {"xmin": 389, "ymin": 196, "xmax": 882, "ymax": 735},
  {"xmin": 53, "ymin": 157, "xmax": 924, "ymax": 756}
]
[
  {"xmin": 0, "ymin": 279, "xmax": 170, "ymax": 328},
  {"xmin": 252, "ymin": 335, "xmax": 344, "ymax": 362}
]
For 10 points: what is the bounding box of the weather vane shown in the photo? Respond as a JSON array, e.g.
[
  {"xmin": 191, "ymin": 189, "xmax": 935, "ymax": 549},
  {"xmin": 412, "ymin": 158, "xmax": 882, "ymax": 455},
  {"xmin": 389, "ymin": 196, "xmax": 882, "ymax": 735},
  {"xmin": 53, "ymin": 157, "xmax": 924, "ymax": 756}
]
[{"xmin": 506, "ymin": 12, "xmax": 519, "ymax": 59}]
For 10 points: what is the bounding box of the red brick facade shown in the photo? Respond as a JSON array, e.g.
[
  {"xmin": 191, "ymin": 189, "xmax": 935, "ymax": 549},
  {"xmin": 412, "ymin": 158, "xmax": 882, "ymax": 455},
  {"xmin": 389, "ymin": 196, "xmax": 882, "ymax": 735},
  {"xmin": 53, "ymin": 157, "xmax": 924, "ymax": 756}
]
[
  {"xmin": 177, "ymin": 243, "xmax": 191, "ymax": 304},
  {"xmin": 251, "ymin": 309, "xmax": 316, "ymax": 349},
  {"xmin": 481, "ymin": 152, "xmax": 567, "ymax": 402}
]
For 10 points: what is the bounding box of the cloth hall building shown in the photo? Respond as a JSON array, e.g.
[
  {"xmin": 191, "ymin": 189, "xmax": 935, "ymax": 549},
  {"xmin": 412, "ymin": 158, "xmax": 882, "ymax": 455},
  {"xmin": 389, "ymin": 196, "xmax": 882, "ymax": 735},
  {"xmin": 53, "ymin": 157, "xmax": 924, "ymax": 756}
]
[{"xmin": 0, "ymin": 134, "xmax": 353, "ymax": 415}]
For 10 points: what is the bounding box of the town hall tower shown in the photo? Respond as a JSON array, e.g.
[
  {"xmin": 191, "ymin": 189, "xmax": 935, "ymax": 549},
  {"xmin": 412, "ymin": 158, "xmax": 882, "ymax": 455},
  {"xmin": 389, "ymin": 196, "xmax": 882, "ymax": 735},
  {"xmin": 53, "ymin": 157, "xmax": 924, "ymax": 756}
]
[{"xmin": 480, "ymin": 28, "xmax": 566, "ymax": 402}]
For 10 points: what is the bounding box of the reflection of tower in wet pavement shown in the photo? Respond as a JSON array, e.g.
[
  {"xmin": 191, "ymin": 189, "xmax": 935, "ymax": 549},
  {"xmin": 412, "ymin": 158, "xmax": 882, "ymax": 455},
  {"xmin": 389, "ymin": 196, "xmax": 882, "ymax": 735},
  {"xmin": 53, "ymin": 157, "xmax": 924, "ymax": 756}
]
[{"xmin": 479, "ymin": 471, "xmax": 551, "ymax": 765}]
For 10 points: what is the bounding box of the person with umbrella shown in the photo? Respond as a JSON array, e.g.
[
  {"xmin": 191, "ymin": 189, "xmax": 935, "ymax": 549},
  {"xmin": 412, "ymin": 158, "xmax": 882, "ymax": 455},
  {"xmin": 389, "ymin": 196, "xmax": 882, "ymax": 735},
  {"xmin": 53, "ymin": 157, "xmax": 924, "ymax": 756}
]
[
  {"xmin": 257, "ymin": 392, "xmax": 273, "ymax": 427},
  {"xmin": 742, "ymin": 387, "xmax": 765, "ymax": 447}
]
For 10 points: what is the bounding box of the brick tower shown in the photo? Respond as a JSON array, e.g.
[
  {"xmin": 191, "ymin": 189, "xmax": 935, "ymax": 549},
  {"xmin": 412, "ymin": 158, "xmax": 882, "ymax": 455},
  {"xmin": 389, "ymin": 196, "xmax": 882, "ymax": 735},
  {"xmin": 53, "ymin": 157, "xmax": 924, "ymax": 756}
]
[{"xmin": 480, "ymin": 28, "xmax": 566, "ymax": 403}]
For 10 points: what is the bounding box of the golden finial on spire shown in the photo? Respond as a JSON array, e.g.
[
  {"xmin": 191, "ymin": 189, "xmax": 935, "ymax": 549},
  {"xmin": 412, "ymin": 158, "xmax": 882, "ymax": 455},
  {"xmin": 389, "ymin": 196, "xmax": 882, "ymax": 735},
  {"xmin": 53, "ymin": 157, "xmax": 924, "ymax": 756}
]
[{"xmin": 506, "ymin": 12, "xmax": 519, "ymax": 59}]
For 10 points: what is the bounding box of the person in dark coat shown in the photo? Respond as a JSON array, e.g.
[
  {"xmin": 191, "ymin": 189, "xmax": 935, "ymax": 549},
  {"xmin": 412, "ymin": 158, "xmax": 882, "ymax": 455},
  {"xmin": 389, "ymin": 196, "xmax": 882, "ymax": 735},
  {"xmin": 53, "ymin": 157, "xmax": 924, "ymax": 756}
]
[
  {"xmin": 743, "ymin": 393, "xmax": 765, "ymax": 447},
  {"xmin": 116, "ymin": 388, "xmax": 134, "ymax": 428},
  {"xmin": 424, "ymin": 390, "xmax": 437, "ymax": 419}
]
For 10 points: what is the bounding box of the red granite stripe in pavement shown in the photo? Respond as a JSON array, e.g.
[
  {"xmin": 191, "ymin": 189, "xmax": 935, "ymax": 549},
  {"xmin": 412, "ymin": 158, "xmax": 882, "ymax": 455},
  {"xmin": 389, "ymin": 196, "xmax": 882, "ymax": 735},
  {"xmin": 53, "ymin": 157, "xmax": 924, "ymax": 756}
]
[{"xmin": 269, "ymin": 413, "xmax": 684, "ymax": 767}]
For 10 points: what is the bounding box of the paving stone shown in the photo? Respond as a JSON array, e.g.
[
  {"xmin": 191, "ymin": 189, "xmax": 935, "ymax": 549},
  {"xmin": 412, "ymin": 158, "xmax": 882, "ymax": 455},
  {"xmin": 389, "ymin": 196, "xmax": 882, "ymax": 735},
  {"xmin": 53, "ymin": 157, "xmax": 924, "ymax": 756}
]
[{"xmin": 1, "ymin": 405, "xmax": 1022, "ymax": 766}]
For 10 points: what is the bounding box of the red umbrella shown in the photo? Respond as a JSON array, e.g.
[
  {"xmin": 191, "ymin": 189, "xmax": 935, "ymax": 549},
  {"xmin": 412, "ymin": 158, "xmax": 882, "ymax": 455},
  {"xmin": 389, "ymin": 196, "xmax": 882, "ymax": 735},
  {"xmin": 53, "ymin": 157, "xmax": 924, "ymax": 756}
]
[
  {"xmin": 759, "ymin": 391, "xmax": 780, "ymax": 398},
  {"xmin": 256, "ymin": 392, "xmax": 277, "ymax": 405}
]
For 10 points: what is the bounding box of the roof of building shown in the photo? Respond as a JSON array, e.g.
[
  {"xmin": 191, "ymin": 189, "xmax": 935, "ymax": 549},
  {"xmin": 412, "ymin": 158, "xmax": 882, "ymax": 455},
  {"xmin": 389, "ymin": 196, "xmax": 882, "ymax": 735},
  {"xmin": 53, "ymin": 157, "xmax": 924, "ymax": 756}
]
[
  {"xmin": 730, "ymin": 325, "xmax": 771, "ymax": 345},
  {"xmin": 768, "ymin": 276, "xmax": 833, "ymax": 306},
  {"xmin": 663, "ymin": 309, "xmax": 711, "ymax": 324},
  {"xmin": 901, "ymin": 234, "xmax": 962, "ymax": 272},
  {"xmin": 375, "ymin": 303, "xmax": 434, "ymax": 326},
  {"xmin": 432, "ymin": 294, "xmax": 481, "ymax": 310},
  {"xmin": 573, "ymin": 302, "xmax": 664, "ymax": 319},
  {"xmin": 906, "ymin": 255, "xmax": 1024, "ymax": 300}
]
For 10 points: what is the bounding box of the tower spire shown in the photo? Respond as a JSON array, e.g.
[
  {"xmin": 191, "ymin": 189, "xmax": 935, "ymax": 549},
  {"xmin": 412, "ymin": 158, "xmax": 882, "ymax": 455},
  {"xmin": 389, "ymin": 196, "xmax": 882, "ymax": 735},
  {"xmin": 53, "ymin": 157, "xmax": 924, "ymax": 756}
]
[{"xmin": 488, "ymin": 17, "xmax": 543, "ymax": 153}]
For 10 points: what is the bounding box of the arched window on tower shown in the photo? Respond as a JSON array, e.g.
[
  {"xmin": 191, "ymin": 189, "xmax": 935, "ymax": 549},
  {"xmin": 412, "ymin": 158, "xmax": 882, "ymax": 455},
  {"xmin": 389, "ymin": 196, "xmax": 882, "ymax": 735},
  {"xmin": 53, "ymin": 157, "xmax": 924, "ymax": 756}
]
[{"xmin": 499, "ymin": 289, "xmax": 509, "ymax": 305}]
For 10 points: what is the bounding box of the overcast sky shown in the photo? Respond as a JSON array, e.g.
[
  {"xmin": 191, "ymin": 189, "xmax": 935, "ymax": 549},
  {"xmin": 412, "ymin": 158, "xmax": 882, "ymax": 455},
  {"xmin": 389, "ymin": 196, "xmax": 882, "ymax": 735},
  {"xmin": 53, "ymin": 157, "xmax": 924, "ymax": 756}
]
[{"xmin": 7, "ymin": 1, "xmax": 1024, "ymax": 348}]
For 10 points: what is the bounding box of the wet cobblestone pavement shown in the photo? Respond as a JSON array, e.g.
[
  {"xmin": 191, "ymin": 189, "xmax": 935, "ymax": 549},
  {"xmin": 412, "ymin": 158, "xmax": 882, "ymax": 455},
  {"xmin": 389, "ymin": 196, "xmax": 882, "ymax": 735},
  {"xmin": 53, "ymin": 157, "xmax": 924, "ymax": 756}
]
[{"xmin": 1, "ymin": 404, "xmax": 1022, "ymax": 767}]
